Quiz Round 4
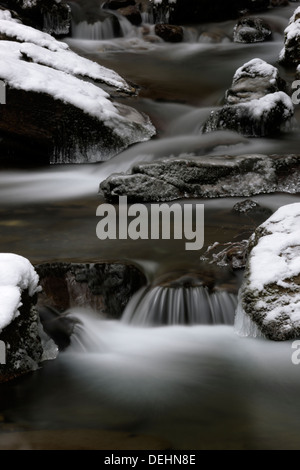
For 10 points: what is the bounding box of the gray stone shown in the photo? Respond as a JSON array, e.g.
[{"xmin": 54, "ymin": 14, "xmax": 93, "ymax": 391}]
[{"xmin": 100, "ymin": 153, "xmax": 300, "ymax": 203}]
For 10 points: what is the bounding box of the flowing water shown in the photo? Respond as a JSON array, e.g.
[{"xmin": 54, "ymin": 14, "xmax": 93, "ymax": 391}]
[{"xmin": 1, "ymin": 2, "xmax": 300, "ymax": 450}]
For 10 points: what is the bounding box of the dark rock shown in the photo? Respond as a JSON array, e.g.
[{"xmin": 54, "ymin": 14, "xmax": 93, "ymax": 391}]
[
  {"xmin": 0, "ymin": 254, "xmax": 57, "ymax": 383},
  {"xmin": 202, "ymin": 58, "xmax": 293, "ymax": 138},
  {"xmin": 235, "ymin": 203, "xmax": 300, "ymax": 341},
  {"xmin": 103, "ymin": 0, "xmax": 136, "ymax": 9},
  {"xmin": 150, "ymin": 0, "xmax": 270, "ymax": 26},
  {"xmin": 0, "ymin": 86, "xmax": 155, "ymax": 164},
  {"xmin": 154, "ymin": 24, "xmax": 183, "ymax": 43},
  {"xmin": 3, "ymin": 0, "xmax": 71, "ymax": 37},
  {"xmin": 232, "ymin": 199, "xmax": 273, "ymax": 218},
  {"xmin": 35, "ymin": 261, "xmax": 147, "ymax": 320},
  {"xmin": 279, "ymin": 6, "xmax": 300, "ymax": 67},
  {"xmin": 100, "ymin": 172, "xmax": 183, "ymax": 202},
  {"xmin": 0, "ymin": 290, "xmax": 44, "ymax": 383},
  {"xmin": 100, "ymin": 153, "xmax": 300, "ymax": 203},
  {"xmin": 117, "ymin": 5, "xmax": 142, "ymax": 25},
  {"xmin": 233, "ymin": 17, "xmax": 272, "ymax": 43}
]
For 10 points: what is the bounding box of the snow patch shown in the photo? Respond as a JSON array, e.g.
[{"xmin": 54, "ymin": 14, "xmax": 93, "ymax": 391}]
[
  {"xmin": 19, "ymin": 42, "xmax": 132, "ymax": 92},
  {"xmin": 0, "ymin": 19, "xmax": 69, "ymax": 51},
  {"xmin": 0, "ymin": 10, "xmax": 20, "ymax": 23},
  {"xmin": 232, "ymin": 58, "xmax": 279, "ymax": 84},
  {"xmin": 0, "ymin": 253, "xmax": 41, "ymax": 333},
  {"xmin": 248, "ymin": 203, "xmax": 300, "ymax": 291}
]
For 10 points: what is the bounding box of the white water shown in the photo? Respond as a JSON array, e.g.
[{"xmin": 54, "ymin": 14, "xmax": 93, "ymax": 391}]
[
  {"xmin": 122, "ymin": 285, "xmax": 237, "ymax": 325},
  {"xmin": 6, "ymin": 309, "xmax": 300, "ymax": 449}
]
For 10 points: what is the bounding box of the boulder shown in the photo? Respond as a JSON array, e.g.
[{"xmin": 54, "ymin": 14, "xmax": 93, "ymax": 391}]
[
  {"xmin": 35, "ymin": 261, "xmax": 147, "ymax": 319},
  {"xmin": 235, "ymin": 203, "xmax": 300, "ymax": 341},
  {"xmin": 279, "ymin": 6, "xmax": 300, "ymax": 67},
  {"xmin": 0, "ymin": 253, "xmax": 57, "ymax": 383},
  {"xmin": 233, "ymin": 17, "xmax": 272, "ymax": 43},
  {"xmin": 99, "ymin": 153, "xmax": 300, "ymax": 203},
  {"xmin": 0, "ymin": 20, "xmax": 155, "ymax": 164},
  {"xmin": 202, "ymin": 58, "xmax": 294, "ymax": 137}
]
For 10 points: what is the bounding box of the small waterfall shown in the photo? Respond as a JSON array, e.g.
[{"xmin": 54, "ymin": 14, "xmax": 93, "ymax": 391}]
[
  {"xmin": 121, "ymin": 284, "xmax": 238, "ymax": 326},
  {"xmin": 71, "ymin": 18, "xmax": 115, "ymax": 40},
  {"xmin": 234, "ymin": 293, "xmax": 265, "ymax": 338}
]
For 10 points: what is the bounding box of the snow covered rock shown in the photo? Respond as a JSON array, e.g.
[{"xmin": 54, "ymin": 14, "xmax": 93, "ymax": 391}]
[
  {"xmin": 202, "ymin": 59, "xmax": 294, "ymax": 137},
  {"xmin": 233, "ymin": 17, "xmax": 272, "ymax": 43},
  {"xmin": 279, "ymin": 6, "xmax": 300, "ymax": 66},
  {"xmin": 0, "ymin": 253, "xmax": 57, "ymax": 383},
  {"xmin": 235, "ymin": 203, "xmax": 300, "ymax": 341},
  {"xmin": 100, "ymin": 153, "xmax": 300, "ymax": 202},
  {"xmin": 0, "ymin": 24, "xmax": 155, "ymax": 164}
]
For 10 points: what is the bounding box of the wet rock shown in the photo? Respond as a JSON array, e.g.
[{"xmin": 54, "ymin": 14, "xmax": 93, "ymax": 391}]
[
  {"xmin": 154, "ymin": 24, "xmax": 183, "ymax": 43},
  {"xmin": 100, "ymin": 153, "xmax": 300, "ymax": 203},
  {"xmin": 233, "ymin": 17, "xmax": 272, "ymax": 43},
  {"xmin": 4, "ymin": 0, "xmax": 71, "ymax": 37},
  {"xmin": 232, "ymin": 199, "xmax": 273, "ymax": 218},
  {"xmin": 35, "ymin": 262, "xmax": 147, "ymax": 319},
  {"xmin": 235, "ymin": 203, "xmax": 300, "ymax": 341},
  {"xmin": 0, "ymin": 85, "xmax": 154, "ymax": 165},
  {"xmin": 279, "ymin": 6, "xmax": 300, "ymax": 67},
  {"xmin": 202, "ymin": 58, "xmax": 294, "ymax": 137}
]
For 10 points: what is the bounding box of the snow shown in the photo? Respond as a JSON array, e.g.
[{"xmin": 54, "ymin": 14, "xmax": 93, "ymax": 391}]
[
  {"xmin": 0, "ymin": 19, "xmax": 69, "ymax": 51},
  {"xmin": 289, "ymin": 6, "xmax": 300, "ymax": 24},
  {"xmin": 232, "ymin": 58, "xmax": 279, "ymax": 84},
  {"xmin": 244, "ymin": 91, "xmax": 294, "ymax": 119},
  {"xmin": 0, "ymin": 10, "xmax": 20, "ymax": 23},
  {"xmin": 19, "ymin": 42, "xmax": 132, "ymax": 92},
  {"xmin": 0, "ymin": 47, "xmax": 123, "ymax": 122},
  {"xmin": 0, "ymin": 23, "xmax": 153, "ymax": 144},
  {"xmin": 284, "ymin": 19, "xmax": 300, "ymax": 42},
  {"xmin": 0, "ymin": 253, "xmax": 41, "ymax": 333},
  {"xmin": 248, "ymin": 203, "xmax": 300, "ymax": 291}
]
